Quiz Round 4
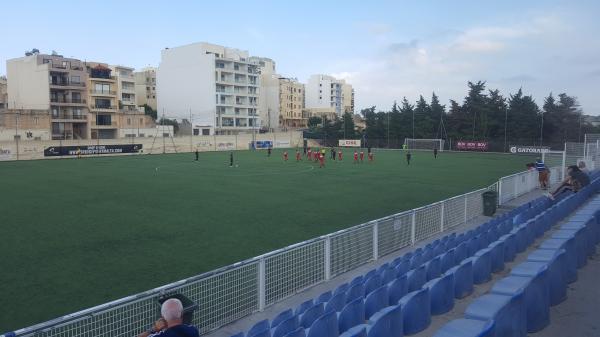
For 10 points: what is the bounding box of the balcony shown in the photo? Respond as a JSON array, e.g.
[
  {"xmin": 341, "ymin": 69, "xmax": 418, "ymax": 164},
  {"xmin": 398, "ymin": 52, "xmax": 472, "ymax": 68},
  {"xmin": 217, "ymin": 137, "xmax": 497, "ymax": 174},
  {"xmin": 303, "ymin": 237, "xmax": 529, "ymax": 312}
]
[
  {"xmin": 50, "ymin": 80, "xmax": 86, "ymax": 88},
  {"xmin": 51, "ymin": 63, "xmax": 84, "ymax": 71},
  {"xmin": 121, "ymin": 86, "xmax": 136, "ymax": 93},
  {"xmin": 89, "ymin": 90, "xmax": 116, "ymax": 96},
  {"xmin": 51, "ymin": 113, "xmax": 87, "ymax": 121},
  {"xmin": 92, "ymin": 105, "xmax": 117, "ymax": 112},
  {"xmin": 50, "ymin": 98, "xmax": 87, "ymax": 105},
  {"xmin": 92, "ymin": 121, "xmax": 118, "ymax": 128}
]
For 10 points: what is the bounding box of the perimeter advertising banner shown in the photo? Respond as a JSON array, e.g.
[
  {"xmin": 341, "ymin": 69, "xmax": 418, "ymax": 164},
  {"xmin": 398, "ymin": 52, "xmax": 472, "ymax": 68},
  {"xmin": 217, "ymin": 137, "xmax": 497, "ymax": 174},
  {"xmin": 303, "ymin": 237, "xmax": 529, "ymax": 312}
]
[
  {"xmin": 43, "ymin": 144, "xmax": 143, "ymax": 157},
  {"xmin": 0, "ymin": 147, "xmax": 12, "ymax": 160},
  {"xmin": 339, "ymin": 139, "xmax": 362, "ymax": 147},
  {"xmin": 456, "ymin": 140, "xmax": 488, "ymax": 151},
  {"xmin": 509, "ymin": 145, "xmax": 550, "ymax": 154}
]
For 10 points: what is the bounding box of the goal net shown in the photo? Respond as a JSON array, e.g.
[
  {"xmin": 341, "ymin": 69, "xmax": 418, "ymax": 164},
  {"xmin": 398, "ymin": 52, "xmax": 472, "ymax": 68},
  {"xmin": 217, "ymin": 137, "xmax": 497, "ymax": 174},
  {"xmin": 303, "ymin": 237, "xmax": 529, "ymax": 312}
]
[{"xmin": 404, "ymin": 138, "xmax": 445, "ymax": 151}]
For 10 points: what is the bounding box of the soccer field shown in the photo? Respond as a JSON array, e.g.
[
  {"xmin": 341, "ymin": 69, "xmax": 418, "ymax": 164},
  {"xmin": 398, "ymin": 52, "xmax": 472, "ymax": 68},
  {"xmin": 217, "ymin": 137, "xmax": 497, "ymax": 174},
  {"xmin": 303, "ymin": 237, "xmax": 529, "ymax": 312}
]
[{"xmin": 0, "ymin": 149, "xmax": 531, "ymax": 331}]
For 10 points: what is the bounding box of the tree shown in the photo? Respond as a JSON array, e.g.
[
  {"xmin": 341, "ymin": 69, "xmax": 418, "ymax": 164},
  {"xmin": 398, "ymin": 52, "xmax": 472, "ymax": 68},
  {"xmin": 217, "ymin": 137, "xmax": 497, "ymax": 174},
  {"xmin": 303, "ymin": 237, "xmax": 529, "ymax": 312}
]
[
  {"xmin": 141, "ymin": 104, "xmax": 157, "ymax": 120},
  {"xmin": 506, "ymin": 88, "xmax": 540, "ymax": 144},
  {"xmin": 413, "ymin": 95, "xmax": 433, "ymax": 138},
  {"xmin": 399, "ymin": 97, "xmax": 414, "ymax": 140},
  {"xmin": 463, "ymin": 81, "xmax": 488, "ymax": 140},
  {"xmin": 430, "ymin": 92, "xmax": 446, "ymax": 138},
  {"xmin": 485, "ymin": 89, "xmax": 507, "ymax": 140},
  {"xmin": 158, "ymin": 118, "xmax": 180, "ymax": 134},
  {"xmin": 342, "ymin": 112, "xmax": 356, "ymax": 139},
  {"xmin": 308, "ymin": 116, "xmax": 322, "ymax": 128}
]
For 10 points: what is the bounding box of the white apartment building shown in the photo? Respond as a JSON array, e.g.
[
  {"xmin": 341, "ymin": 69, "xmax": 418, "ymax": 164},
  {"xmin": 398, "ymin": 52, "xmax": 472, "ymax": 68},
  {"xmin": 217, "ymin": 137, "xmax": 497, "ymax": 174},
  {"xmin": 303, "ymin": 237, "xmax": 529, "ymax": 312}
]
[
  {"xmin": 157, "ymin": 42, "xmax": 261, "ymax": 135},
  {"xmin": 134, "ymin": 67, "xmax": 157, "ymax": 111},
  {"xmin": 111, "ymin": 65, "xmax": 137, "ymax": 113},
  {"xmin": 305, "ymin": 74, "xmax": 353, "ymax": 116}
]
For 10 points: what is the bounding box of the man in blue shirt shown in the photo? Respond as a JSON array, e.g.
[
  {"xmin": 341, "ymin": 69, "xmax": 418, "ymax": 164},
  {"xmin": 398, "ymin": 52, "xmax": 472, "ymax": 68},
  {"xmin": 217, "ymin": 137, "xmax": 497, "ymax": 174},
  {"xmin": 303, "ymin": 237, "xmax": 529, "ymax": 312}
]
[
  {"xmin": 535, "ymin": 158, "xmax": 549, "ymax": 190},
  {"xmin": 139, "ymin": 298, "xmax": 200, "ymax": 337}
]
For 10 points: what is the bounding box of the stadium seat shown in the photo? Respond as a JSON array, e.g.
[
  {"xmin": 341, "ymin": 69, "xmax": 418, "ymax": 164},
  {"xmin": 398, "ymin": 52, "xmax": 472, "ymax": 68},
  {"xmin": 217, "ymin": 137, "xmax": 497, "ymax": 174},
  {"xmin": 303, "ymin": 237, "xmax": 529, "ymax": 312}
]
[
  {"xmin": 249, "ymin": 320, "xmax": 271, "ymax": 337},
  {"xmin": 368, "ymin": 304, "xmax": 402, "ymax": 337},
  {"xmin": 295, "ymin": 301, "xmax": 313, "ymax": 317},
  {"xmin": 339, "ymin": 325, "xmax": 366, "ymax": 337},
  {"xmin": 488, "ymin": 240, "xmax": 505, "ymax": 273},
  {"xmin": 422, "ymin": 247, "xmax": 434, "ymax": 263},
  {"xmin": 334, "ymin": 283, "xmax": 349, "ymax": 296},
  {"xmin": 425, "ymin": 256, "xmax": 441, "ymax": 281},
  {"xmin": 230, "ymin": 332, "xmax": 244, "ymax": 337},
  {"xmin": 249, "ymin": 328, "xmax": 271, "ymax": 337},
  {"xmin": 273, "ymin": 316, "xmax": 300, "ymax": 337},
  {"xmin": 400, "ymin": 288, "xmax": 431, "ymax": 335},
  {"xmin": 466, "ymin": 237, "xmax": 479, "ymax": 257},
  {"xmin": 338, "ymin": 297, "xmax": 365, "ymax": 334},
  {"xmin": 316, "ymin": 291, "xmax": 332, "ymax": 305},
  {"xmin": 365, "ymin": 285, "xmax": 388, "ymax": 319},
  {"xmin": 282, "ymin": 327, "xmax": 306, "ymax": 337},
  {"xmin": 351, "ymin": 276, "xmax": 364, "ymax": 287},
  {"xmin": 464, "ymin": 293, "xmax": 526, "ymax": 337},
  {"xmin": 381, "ymin": 267, "xmax": 397, "ymax": 284},
  {"xmin": 454, "ymin": 242, "xmax": 468, "ymax": 264},
  {"xmin": 433, "ymin": 243, "xmax": 445, "ymax": 258},
  {"xmin": 440, "ymin": 249, "xmax": 455, "ymax": 274},
  {"xmin": 395, "ymin": 259, "xmax": 410, "ymax": 277},
  {"xmin": 325, "ymin": 292, "xmax": 347, "ymax": 313},
  {"xmin": 526, "ymin": 248, "xmax": 567, "ymax": 306},
  {"xmin": 508, "ymin": 262, "xmax": 550, "ymax": 332},
  {"xmin": 376, "ymin": 263, "xmax": 390, "ymax": 275},
  {"xmin": 446, "ymin": 259, "xmax": 473, "ymax": 299},
  {"xmin": 471, "ymin": 249, "xmax": 492, "ymax": 284},
  {"xmin": 498, "ymin": 233, "xmax": 516, "ymax": 262},
  {"xmin": 364, "ymin": 275, "xmax": 383, "ymax": 296},
  {"xmin": 306, "ymin": 310, "xmax": 338, "ymax": 337},
  {"xmin": 551, "ymin": 229, "xmax": 586, "ymax": 268},
  {"xmin": 346, "ymin": 283, "xmax": 365, "ymax": 304},
  {"xmin": 511, "ymin": 226, "xmax": 527, "ymax": 253},
  {"xmin": 409, "ymin": 253, "xmax": 423, "ymax": 270},
  {"xmin": 300, "ymin": 303, "xmax": 325, "ymax": 329},
  {"xmin": 562, "ymin": 222, "xmax": 595, "ymax": 257},
  {"xmin": 432, "ymin": 318, "xmax": 495, "ymax": 337},
  {"xmin": 273, "ymin": 309, "xmax": 295, "ymax": 328},
  {"xmin": 539, "ymin": 237, "xmax": 577, "ymax": 283},
  {"xmin": 406, "ymin": 265, "xmax": 427, "ymax": 292},
  {"xmin": 424, "ymin": 273, "xmax": 454, "ymax": 315},
  {"xmin": 365, "ymin": 269, "xmax": 377, "ymax": 280}
]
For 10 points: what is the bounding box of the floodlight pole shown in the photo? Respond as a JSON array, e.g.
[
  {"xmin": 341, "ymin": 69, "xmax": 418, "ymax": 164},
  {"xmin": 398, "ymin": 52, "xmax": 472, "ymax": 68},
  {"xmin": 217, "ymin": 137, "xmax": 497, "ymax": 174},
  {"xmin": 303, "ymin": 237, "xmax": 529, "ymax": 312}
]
[{"xmin": 503, "ymin": 107, "xmax": 508, "ymax": 152}]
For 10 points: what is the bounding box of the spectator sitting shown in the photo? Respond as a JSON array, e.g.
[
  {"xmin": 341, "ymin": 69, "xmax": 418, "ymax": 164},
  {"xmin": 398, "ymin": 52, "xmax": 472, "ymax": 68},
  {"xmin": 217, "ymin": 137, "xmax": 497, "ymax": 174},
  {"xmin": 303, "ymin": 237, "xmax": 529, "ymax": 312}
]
[
  {"xmin": 548, "ymin": 165, "xmax": 589, "ymax": 200},
  {"xmin": 578, "ymin": 161, "xmax": 589, "ymax": 174},
  {"xmin": 138, "ymin": 298, "xmax": 200, "ymax": 337}
]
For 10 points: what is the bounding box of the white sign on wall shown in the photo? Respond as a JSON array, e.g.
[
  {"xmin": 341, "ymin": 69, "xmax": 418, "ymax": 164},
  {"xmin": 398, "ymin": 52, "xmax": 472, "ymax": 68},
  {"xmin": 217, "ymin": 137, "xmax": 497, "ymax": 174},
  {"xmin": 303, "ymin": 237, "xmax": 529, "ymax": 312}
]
[
  {"xmin": 0, "ymin": 148, "xmax": 12, "ymax": 161},
  {"xmin": 509, "ymin": 145, "xmax": 550, "ymax": 154},
  {"xmin": 339, "ymin": 139, "xmax": 362, "ymax": 147}
]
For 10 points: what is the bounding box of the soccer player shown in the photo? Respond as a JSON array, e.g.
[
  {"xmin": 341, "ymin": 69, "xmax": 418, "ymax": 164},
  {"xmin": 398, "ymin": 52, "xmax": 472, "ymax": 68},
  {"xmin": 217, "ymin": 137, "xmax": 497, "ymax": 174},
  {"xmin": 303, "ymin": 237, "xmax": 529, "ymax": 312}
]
[
  {"xmin": 360, "ymin": 150, "xmax": 364, "ymax": 163},
  {"xmin": 331, "ymin": 147, "xmax": 336, "ymax": 160},
  {"xmin": 338, "ymin": 149, "xmax": 343, "ymax": 161},
  {"xmin": 296, "ymin": 150, "xmax": 301, "ymax": 162},
  {"xmin": 354, "ymin": 150, "xmax": 359, "ymax": 164},
  {"xmin": 283, "ymin": 150, "xmax": 288, "ymax": 161},
  {"xmin": 230, "ymin": 152, "xmax": 234, "ymax": 167},
  {"xmin": 195, "ymin": 149, "xmax": 199, "ymax": 161},
  {"xmin": 406, "ymin": 151, "xmax": 411, "ymax": 165},
  {"xmin": 267, "ymin": 146, "xmax": 272, "ymax": 157},
  {"xmin": 319, "ymin": 152, "xmax": 325, "ymax": 168},
  {"xmin": 307, "ymin": 148, "xmax": 312, "ymax": 159},
  {"xmin": 433, "ymin": 148, "xmax": 438, "ymax": 159},
  {"xmin": 368, "ymin": 151, "xmax": 374, "ymax": 162}
]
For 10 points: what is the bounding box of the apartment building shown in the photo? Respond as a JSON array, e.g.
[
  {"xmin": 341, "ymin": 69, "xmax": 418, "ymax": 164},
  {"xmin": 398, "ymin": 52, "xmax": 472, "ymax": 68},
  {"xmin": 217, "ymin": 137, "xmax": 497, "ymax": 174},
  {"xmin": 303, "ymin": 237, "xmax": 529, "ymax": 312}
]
[
  {"xmin": 157, "ymin": 42, "xmax": 261, "ymax": 135},
  {"xmin": 6, "ymin": 53, "xmax": 89, "ymax": 140},
  {"xmin": 134, "ymin": 67, "xmax": 157, "ymax": 111},
  {"xmin": 0, "ymin": 77, "xmax": 7, "ymax": 109},
  {"xmin": 111, "ymin": 66, "xmax": 137, "ymax": 113},
  {"xmin": 86, "ymin": 63, "xmax": 119, "ymax": 139},
  {"xmin": 279, "ymin": 78, "xmax": 306, "ymax": 129},
  {"xmin": 305, "ymin": 74, "xmax": 353, "ymax": 116}
]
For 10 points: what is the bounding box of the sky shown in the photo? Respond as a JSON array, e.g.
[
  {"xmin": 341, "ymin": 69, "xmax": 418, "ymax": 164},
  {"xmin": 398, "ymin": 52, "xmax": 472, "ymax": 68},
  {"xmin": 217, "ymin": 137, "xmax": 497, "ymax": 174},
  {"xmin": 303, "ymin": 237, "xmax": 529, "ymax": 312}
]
[{"xmin": 1, "ymin": 0, "xmax": 599, "ymax": 114}]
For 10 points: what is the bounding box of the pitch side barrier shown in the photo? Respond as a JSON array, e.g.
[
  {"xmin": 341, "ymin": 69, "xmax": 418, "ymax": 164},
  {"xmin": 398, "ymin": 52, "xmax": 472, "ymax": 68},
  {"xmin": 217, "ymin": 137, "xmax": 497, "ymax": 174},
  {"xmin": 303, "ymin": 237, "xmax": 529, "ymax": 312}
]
[{"xmin": 5, "ymin": 171, "xmax": 548, "ymax": 337}]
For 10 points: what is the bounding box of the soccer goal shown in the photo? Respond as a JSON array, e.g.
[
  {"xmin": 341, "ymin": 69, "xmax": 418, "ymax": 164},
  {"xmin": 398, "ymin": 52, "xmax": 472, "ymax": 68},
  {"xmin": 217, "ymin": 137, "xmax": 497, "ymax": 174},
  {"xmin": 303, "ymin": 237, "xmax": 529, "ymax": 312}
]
[{"xmin": 404, "ymin": 138, "xmax": 445, "ymax": 151}]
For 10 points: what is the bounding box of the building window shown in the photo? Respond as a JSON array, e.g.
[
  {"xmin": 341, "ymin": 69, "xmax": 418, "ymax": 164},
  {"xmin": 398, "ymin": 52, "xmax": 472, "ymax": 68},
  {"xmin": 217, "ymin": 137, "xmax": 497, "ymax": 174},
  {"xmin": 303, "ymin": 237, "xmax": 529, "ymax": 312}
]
[
  {"xmin": 127, "ymin": 118, "xmax": 131, "ymax": 125},
  {"xmin": 96, "ymin": 114, "xmax": 112, "ymax": 125},
  {"xmin": 146, "ymin": 87, "xmax": 150, "ymax": 90},
  {"xmin": 34, "ymin": 117, "xmax": 39, "ymax": 125},
  {"xmin": 71, "ymin": 76, "xmax": 80, "ymax": 84},
  {"xmin": 95, "ymin": 83, "xmax": 111, "ymax": 93},
  {"xmin": 140, "ymin": 118, "xmax": 143, "ymax": 125},
  {"xmin": 95, "ymin": 98, "xmax": 111, "ymax": 109}
]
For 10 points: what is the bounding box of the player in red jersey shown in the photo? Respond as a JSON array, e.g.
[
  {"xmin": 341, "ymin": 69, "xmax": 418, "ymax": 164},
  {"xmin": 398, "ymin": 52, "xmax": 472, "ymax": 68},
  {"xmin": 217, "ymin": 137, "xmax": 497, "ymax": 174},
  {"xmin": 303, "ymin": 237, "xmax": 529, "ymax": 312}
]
[
  {"xmin": 368, "ymin": 151, "xmax": 374, "ymax": 162},
  {"xmin": 307, "ymin": 148, "xmax": 312, "ymax": 159},
  {"xmin": 338, "ymin": 149, "xmax": 343, "ymax": 161},
  {"xmin": 359, "ymin": 150, "xmax": 364, "ymax": 163},
  {"xmin": 353, "ymin": 151, "xmax": 359, "ymax": 163},
  {"xmin": 283, "ymin": 151, "xmax": 288, "ymax": 161},
  {"xmin": 296, "ymin": 150, "xmax": 301, "ymax": 161},
  {"xmin": 319, "ymin": 152, "xmax": 325, "ymax": 168}
]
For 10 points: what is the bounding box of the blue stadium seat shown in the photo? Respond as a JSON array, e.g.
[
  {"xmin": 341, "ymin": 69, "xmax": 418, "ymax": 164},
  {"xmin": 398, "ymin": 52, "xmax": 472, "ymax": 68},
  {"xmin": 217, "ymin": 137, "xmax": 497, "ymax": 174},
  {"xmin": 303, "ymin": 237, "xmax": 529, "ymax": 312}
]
[
  {"xmin": 395, "ymin": 259, "xmax": 410, "ymax": 277},
  {"xmin": 511, "ymin": 226, "xmax": 527, "ymax": 253},
  {"xmin": 300, "ymin": 303, "xmax": 325, "ymax": 329},
  {"xmin": 507, "ymin": 262, "xmax": 550, "ymax": 332},
  {"xmin": 306, "ymin": 310, "xmax": 338, "ymax": 337},
  {"xmin": 498, "ymin": 233, "xmax": 516, "ymax": 262},
  {"xmin": 376, "ymin": 263, "xmax": 390, "ymax": 275},
  {"xmin": 365, "ymin": 285, "xmax": 388, "ymax": 319},
  {"xmin": 425, "ymin": 256, "xmax": 441, "ymax": 281},
  {"xmin": 454, "ymin": 242, "xmax": 468, "ymax": 264},
  {"xmin": 381, "ymin": 267, "xmax": 397, "ymax": 285},
  {"xmin": 424, "ymin": 273, "xmax": 454, "ymax": 315},
  {"xmin": 471, "ymin": 248, "xmax": 492, "ymax": 284},
  {"xmin": 527, "ymin": 248, "xmax": 567, "ymax": 306},
  {"xmin": 406, "ymin": 265, "xmax": 427, "ymax": 292},
  {"xmin": 249, "ymin": 328, "xmax": 271, "ymax": 337},
  {"xmin": 440, "ymin": 248, "xmax": 455, "ymax": 274},
  {"xmin": 249, "ymin": 320, "xmax": 271, "ymax": 337},
  {"xmin": 346, "ymin": 283, "xmax": 365, "ymax": 304},
  {"xmin": 433, "ymin": 243, "xmax": 445, "ymax": 257},
  {"xmin": 295, "ymin": 300, "xmax": 314, "ymax": 316},
  {"xmin": 334, "ymin": 283, "xmax": 349, "ymax": 296},
  {"xmin": 466, "ymin": 237, "xmax": 479, "ymax": 257},
  {"xmin": 410, "ymin": 253, "xmax": 423, "ymax": 270},
  {"xmin": 230, "ymin": 332, "xmax": 244, "ymax": 337},
  {"xmin": 369, "ymin": 304, "xmax": 402, "ymax": 337},
  {"xmin": 551, "ymin": 229, "xmax": 586, "ymax": 268},
  {"xmin": 562, "ymin": 222, "xmax": 595, "ymax": 257},
  {"xmin": 273, "ymin": 316, "xmax": 300, "ymax": 337},
  {"xmin": 338, "ymin": 297, "xmax": 365, "ymax": 334},
  {"xmin": 316, "ymin": 291, "xmax": 332, "ymax": 305},
  {"xmin": 364, "ymin": 275, "xmax": 383, "ymax": 296},
  {"xmin": 433, "ymin": 318, "xmax": 495, "ymax": 337},
  {"xmin": 387, "ymin": 273, "xmax": 408, "ymax": 305},
  {"xmin": 282, "ymin": 327, "xmax": 306, "ymax": 337},
  {"xmin": 422, "ymin": 247, "xmax": 434, "ymax": 263},
  {"xmin": 365, "ymin": 269, "xmax": 377, "ymax": 280},
  {"xmin": 325, "ymin": 292, "xmax": 347, "ymax": 313},
  {"xmin": 400, "ymin": 288, "xmax": 431, "ymax": 335},
  {"xmin": 351, "ymin": 276, "xmax": 365, "ymax": 287},
  {"xmin": 273, "ymin": 309, "xmax": 295, "ymax": 328},
  {"xmin": 339, "ymin": 325, "xmax": 366, "ymax": 337},
  {"xmin": 539, "ymin": 237, "xmax": 577, "ymax": 283},
  {"xmin": 464, "ymin": 293, "xmax": 526, "ymax": 337},
  {"xmin": 488, "ymin": 240, "xmax": 505, "ymax": 273},
  {"xmin": 446, "ymin": 259, "xmax": 473, "ymax": 299}
]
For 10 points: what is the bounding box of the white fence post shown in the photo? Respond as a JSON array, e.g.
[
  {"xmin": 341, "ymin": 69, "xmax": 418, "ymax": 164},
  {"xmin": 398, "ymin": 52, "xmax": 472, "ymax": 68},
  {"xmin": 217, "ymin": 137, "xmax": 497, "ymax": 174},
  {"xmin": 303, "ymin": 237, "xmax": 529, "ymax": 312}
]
[
  {"xmin": 464, "ymin": 195, "xmax": 468, "ymax": 223},
  {"xmin": 411, "ymin": 211, "xmax": 416, "ymax": 244},
  {"xmin": 562, "ymin": 145, "xmax": 567, "ymax": 180},
  {"xmin": 440, "ymin": 201, "xmax": 445, "ymax": 233},
  {"xmin": 324, "ymin": 236, "xmax": 331, "ymax": 281},
  {"xmin": 372, "ymin": 221, "xmax": 379, "ymax": 260},
  {"xmin": 258, "ymin": 258, "xmax": 266, "ymax": 311},
  {"xmin": 514, "ymin": 175, "xmax": 518, "ymax": 197},
  {"xmin": 498, "ymin": 179, "xmax": 503, "ymax": 206}
]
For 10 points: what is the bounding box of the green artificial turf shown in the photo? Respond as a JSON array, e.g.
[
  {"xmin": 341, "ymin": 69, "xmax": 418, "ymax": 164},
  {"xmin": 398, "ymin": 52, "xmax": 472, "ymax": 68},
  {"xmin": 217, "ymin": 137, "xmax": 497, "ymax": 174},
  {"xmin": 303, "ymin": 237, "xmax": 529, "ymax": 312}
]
[{"xmin": 0, "ymin": 149, "xmax": 531, "ymax": 331}]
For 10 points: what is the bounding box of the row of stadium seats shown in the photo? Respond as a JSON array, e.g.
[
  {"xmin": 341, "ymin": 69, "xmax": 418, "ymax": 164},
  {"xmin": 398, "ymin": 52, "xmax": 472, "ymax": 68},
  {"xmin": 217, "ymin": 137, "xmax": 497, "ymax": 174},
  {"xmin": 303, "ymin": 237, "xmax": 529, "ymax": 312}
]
[{"xmin": 230, "ymin": 173, "xmax": 600, "ymax": 337}]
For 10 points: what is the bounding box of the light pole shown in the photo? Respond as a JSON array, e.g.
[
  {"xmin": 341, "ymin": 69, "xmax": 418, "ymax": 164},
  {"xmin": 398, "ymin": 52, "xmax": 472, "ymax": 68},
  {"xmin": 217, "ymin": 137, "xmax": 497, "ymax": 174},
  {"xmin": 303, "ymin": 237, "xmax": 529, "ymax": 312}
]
[
  {"xmin": 540, "ymin": 111, "xmax": 544, "ymax": 147},
  {"xmin": 503, "ymin": 107, "xmax": 508, "ymax": 152}
]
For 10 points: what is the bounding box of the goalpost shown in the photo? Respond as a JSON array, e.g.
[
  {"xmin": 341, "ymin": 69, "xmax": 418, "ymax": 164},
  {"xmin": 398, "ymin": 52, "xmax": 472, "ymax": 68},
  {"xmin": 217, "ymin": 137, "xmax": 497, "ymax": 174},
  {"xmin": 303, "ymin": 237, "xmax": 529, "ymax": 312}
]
[{"xmin": 404, "ymin": 138, "xmax": 445, "ymax": 151}]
